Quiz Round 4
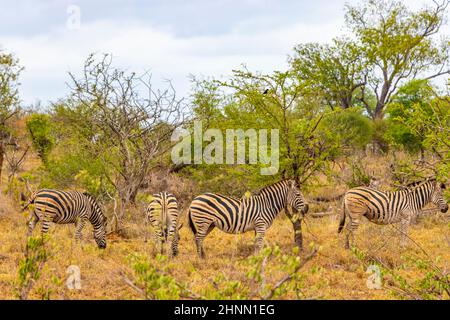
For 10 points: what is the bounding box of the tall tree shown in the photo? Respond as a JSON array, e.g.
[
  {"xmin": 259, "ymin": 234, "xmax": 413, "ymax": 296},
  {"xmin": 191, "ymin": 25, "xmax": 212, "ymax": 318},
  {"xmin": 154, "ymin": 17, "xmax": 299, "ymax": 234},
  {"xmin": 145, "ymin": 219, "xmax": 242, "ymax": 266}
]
[
  {"xmin": 193, "ymin": 68, "xmax": 347, "ymax": 249},
  {"xmin": 385, "ymin": 79, "xmax": 435, "ymax": 155},
  {"xmin": 346, "ymin": 0, "xmax": 450, "ymax": 119},
  {"xmin": 67, "ymin": 53, "xmax": 185, "ymax": 232},
  {"xmin": 0, "ymin": 51, "xmax": 23, "ymax": 183},
  {"xmin": 290, "ymin": 38, "xmax": 367, "ymax": 110}
]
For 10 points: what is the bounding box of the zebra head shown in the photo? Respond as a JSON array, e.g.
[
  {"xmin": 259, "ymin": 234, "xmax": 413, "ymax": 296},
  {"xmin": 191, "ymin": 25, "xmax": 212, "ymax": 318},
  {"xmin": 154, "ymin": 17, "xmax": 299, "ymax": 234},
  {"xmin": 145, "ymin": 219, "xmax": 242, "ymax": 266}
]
[
  {"xmin": 84, "ymin": 192, "xmax": 107, "ymax": 249},
  {"xmin": 93, "ymin": 214, "xmax": 107, "ymax": 249},
  {"xmin": 431, "ymin": 181, "xmax": 448, "ymax": 213},
  {"xmin": 286, "ymin": 180, "xmax": 309, "ymax": 215}
]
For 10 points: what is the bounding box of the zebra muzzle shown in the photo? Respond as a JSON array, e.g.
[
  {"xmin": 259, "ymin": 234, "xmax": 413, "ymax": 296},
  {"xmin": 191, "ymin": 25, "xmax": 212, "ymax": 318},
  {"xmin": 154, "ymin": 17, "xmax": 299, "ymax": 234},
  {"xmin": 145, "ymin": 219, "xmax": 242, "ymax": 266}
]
[{"xmin": 302, "ymin": 203, "xmax": 309, "ymax": 214}]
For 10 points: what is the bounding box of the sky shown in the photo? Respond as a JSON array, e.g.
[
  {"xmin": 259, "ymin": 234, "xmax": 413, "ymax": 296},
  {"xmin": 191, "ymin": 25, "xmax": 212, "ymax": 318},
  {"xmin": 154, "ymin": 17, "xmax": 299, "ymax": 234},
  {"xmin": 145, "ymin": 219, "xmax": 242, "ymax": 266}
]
[{"xmin": 0, "ymin": 0, "xmax": 442, "ymax": 107}]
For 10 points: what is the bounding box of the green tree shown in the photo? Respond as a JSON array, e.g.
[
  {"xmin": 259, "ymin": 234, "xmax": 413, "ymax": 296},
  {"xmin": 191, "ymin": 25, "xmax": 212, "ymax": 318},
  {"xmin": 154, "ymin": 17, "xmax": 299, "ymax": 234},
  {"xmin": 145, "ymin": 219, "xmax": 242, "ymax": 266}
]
[
  {"xmin": 397, "ymin": 89, "xmax": 450, "ymax": 178},
  {"xmin": 26, "ymin": 114, "xmax": 54, "ymax": 165},
  {"xmin": 290, "ymin": 37, "xmax": 367, "ymax": 110},
  {"xmin": 0, "ymin": 51, "xmax": 23, "ymax": 182},
  {"xmin": 346, "ymin": 0, "xmax": 449, "ymax": 119},
  {"xmin": 214, "ymin": 68, "xmax": 336, "ymax": 184},
  {"xmin": 386, "ymin": 79, "xmax": 435, "ymax": 154}
]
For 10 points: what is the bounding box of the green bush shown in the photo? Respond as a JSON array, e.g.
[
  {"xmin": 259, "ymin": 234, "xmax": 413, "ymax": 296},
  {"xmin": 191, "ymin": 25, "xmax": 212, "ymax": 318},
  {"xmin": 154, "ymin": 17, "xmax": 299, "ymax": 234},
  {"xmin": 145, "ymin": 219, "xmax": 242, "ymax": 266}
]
[
  {"xmin": 320, "ymin": 107, "xmax": 374, "ymax": 150},
  {"xmin": 26, "ymin": 114, "xmax": 54, "ymax": 164}
]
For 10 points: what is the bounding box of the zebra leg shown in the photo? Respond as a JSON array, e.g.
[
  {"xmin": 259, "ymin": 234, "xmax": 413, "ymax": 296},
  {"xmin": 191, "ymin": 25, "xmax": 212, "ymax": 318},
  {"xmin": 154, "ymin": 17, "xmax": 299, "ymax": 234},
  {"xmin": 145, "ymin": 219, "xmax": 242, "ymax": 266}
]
[
  {"xmin": 170, "ymin": 230, "xmax": 180, "ymax": 257},
  {"xmin": 167, "ymin": 224, "xmax": 178, "ymax": 257},
  {"xmin": 40, "ymin": 219, "xmax": 51, "ymax": 237},
  {"xmin": 156, "ymin": 230, "xmax": 165, "ymax": 255},
  {"xmin": 345, "ymin": 218, "xmax": 359, "ymax": 249},
  {"xmin": 151, "ymin": 222, "xmax": 165, "ymax": 255},
  {"xmin": 75, "ymin": 218, "xmax": 87, "ymax": 241},
  {"xmin": 27, "ymin": 213, "xmax": 39, "ymax": 237},
  {"xmin": 399, "ymin": 216, "xmax": 410, "ymax": 249},
  {"xmin": 194, "ymin": 223, "xmax": 214, "ymax": 259},
  {"xmin": 194, "ymin": 234, "xmax": 206, "ymax": 259},
  {"xmin": 254, "ymin": 226, "xmax": 267, "ymax": 253}
]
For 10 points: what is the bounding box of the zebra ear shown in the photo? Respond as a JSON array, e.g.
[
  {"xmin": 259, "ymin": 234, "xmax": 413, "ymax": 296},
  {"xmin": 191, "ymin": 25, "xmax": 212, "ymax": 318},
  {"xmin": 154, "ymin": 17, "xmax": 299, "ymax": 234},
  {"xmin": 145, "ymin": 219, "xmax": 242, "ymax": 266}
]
[{"xmin": 289, "ymin": 179, "xmax": 298, "ymax": 189}]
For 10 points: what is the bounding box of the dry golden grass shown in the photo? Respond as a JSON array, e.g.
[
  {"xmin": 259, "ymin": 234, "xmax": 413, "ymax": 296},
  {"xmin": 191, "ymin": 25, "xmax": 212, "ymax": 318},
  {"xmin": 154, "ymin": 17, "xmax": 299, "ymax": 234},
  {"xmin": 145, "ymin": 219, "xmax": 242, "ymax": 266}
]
[{"xmin": 0, "ymin": 190, "xmax": 448, "ymax": 300}]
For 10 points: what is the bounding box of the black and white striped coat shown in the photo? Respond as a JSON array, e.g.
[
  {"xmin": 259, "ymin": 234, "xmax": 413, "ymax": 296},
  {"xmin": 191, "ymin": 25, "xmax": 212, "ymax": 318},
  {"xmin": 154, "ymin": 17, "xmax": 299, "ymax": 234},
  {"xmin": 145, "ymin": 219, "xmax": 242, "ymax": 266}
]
[
  {"xmin": 338, "ymin": 180, "xmax": 448, "ymax": 248},
  {"xmin": 22, "ymin": 189, "xmax": 107, "ymax": 248},
  {"xmin": 188, "ymin": 179, "xmax": 309, "ymax": 258},
  {"xmin": 146, "ymin": 192, "xmax": 180, "ymax": 257}
]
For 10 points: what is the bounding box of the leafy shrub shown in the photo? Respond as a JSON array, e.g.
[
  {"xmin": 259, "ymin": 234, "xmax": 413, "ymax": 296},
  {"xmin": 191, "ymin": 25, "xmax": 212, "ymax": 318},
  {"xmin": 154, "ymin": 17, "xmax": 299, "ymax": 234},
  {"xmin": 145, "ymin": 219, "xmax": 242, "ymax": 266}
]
[{"xmin": 26, "ymin": 114, "xmax": 54, "ymax": 164}]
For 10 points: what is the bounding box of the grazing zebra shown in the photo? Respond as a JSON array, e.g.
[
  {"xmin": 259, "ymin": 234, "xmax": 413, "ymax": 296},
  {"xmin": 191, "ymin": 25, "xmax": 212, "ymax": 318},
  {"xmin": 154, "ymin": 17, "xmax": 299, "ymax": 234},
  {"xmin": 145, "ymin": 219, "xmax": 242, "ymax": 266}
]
[
  {"xmin": 146, "ymin": 192, "xmax": 180, "ymax": 257},
  {"xmin": 338, "ymin": 180, "xmax": 448, "ymax": 249},
  {"xmin": 188, "ymin": 179, "xmax": 309, "ymax": 258},
  {"xmin": 21, "ymin": 189, "xmax": 107, "ymax": 249}
]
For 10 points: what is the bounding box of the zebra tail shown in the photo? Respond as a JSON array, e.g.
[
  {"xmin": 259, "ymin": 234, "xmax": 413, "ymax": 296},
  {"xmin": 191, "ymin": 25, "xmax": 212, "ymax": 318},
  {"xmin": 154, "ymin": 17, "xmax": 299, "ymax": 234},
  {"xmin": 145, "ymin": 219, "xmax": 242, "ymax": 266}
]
[
  {"xmin": 338, "ymin": 200, "xmax": 346, "ymax": 233},
  {"xmin": 188, "ymin": 210, "xmax": 196, "ymax": 235}
]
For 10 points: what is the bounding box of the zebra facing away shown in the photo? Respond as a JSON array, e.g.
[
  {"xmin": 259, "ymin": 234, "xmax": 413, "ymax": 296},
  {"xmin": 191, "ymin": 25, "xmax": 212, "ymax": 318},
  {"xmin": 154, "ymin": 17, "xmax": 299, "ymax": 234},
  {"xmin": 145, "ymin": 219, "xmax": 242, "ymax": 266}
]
[
  {"xmin": 21, "ymin": 189, "xmax": 107, "ymax": 249},
  {"xmin": 146, "ymin": 192, "xmax": 180, "ymax": 257},
  {"xmin": 338, "ymin": 180, "xmax": 448, "ymax": 249},
  {"xmin": 188, "ymin": 179, "xmax": 309, "ymax": 258}
]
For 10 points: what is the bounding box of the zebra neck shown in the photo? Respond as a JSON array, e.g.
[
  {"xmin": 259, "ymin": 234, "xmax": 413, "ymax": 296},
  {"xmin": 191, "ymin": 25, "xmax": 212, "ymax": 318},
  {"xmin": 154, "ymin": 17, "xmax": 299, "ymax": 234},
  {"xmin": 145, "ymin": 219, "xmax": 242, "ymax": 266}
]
[
  {"xmin": 257, "ymin": 188, "xmax": 286, "ymax": 218},
  {"xmin": 407, "ymin": 184, "xmax": 432, "ymax": 211},
  {"xmin": 88, "ymin": 204, "xmax": 103, "ymax": 226}
]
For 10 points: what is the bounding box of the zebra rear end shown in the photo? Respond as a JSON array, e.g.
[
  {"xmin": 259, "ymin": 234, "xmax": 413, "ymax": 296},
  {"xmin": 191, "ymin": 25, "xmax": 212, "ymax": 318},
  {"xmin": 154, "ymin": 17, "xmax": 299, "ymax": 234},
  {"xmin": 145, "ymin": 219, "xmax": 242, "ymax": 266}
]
[{"xmin": 146, "ymin": 192, "xmax": 180, "ymax": 257}]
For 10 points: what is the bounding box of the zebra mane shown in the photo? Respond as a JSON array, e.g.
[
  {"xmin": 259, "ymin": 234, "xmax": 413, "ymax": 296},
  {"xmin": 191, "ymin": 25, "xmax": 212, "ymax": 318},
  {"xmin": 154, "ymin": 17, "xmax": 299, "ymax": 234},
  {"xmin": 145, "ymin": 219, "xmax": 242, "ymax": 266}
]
[
  {"xmin": 253, "ymin": 179, "xmax": 294, "ymax": 196},
  {"xmin": 406, "ymin": 178, "xmax": 436, "ymax": 190},
  {"xmin": 82, "ymin": 192, "xmax": 105, "ymax": 220},
  {"xmin": 82, "ymin": 191, "xmax": 94, "ymax": 198}
]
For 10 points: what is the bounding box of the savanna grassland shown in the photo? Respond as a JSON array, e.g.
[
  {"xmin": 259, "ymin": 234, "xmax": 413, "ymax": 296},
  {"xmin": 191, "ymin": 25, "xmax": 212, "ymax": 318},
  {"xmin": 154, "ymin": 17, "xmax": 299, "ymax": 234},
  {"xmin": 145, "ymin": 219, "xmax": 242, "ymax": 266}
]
[
  {"xmin": 1, "ymin": 0, "xmax": 450, "ymax": 301},
  {"xmin": 0, "ymin": 152, "xmax": 448, "ymax": 300}
]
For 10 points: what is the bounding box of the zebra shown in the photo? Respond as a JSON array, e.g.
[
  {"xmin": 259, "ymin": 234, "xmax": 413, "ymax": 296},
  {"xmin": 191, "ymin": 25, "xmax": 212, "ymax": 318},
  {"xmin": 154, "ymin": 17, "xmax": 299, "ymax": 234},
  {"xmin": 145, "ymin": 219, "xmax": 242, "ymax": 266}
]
[
  {"xmin": 146, "ymin": 192, "xmax": 180, "ymax": 257},
  {"xmin": 338, "ymin": 179, "xmax": 448, "ymax": 249},
  {"xmin": 21, "ymin": 189, "xmax": 107, "ymax": 249},
  {"xmin": 188, "ymin": 179, "xmax": 309, "ymax": 258}
]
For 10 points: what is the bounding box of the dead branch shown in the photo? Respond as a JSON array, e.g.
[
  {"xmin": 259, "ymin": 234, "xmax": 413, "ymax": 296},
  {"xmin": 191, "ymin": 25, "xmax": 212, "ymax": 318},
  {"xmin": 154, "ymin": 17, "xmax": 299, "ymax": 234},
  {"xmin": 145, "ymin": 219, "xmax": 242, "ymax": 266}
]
[
  {"xmin": 309, "ymin": 210, "xmax": 337, "ymax": 218},
  {"xmin": 262, "ymin": 248, "xmax": 317, "ymax": 300},
  {"xmin": 309, "ymin": 192, "xmax": 345, "ymax": 203},
  {"xmin": 120, "ymin": 270, "xmax": 203, "ymax": 300}
]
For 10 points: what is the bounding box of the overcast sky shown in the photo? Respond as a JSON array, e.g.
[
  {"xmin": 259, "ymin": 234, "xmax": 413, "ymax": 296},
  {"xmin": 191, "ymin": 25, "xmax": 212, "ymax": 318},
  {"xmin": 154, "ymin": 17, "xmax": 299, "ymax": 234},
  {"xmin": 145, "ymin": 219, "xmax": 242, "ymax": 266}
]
[{"xmin": 0, "ymin": 0, "xmax": 441, "ymax": 106}]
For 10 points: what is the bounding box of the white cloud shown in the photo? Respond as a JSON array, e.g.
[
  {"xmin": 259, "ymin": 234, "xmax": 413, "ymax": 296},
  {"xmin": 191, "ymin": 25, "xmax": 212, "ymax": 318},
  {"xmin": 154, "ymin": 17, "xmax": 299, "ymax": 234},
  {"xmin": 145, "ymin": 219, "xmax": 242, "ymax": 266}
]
[
  {"xmin": 0, "ymin": 0, "xmax": 447, "ymax": 106},
  {"xmin": 0, "ymin": 16, "xmax": 343, "ymax": 105}
]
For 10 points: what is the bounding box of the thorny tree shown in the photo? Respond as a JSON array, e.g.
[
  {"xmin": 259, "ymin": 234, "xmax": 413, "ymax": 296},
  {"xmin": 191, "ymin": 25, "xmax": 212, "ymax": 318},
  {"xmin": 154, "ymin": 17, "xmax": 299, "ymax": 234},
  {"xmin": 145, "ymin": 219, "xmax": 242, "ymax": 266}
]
[
  {"xmin": 215, "ymin": 68, "xmax": 332, "ymax": 185},
  {"xmin": 195, "ymin": 68, "xmax": 338, "ymax": 249},
  {"xmin": 68, "ymin": 54, "xmax": 185, "ymax": 232}
]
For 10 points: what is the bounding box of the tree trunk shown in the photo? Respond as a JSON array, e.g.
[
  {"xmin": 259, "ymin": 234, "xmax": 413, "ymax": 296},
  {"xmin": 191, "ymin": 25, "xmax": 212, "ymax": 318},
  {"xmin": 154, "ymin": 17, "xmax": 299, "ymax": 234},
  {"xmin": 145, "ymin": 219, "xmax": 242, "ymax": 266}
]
[
  {"xmin": 0, "ymin": 143, "xmax": 4, "ymax": 184},
  {"xmin": 292, "ymin": 219, "xmax": 303, "ymax": 250},
  {"xmin": 285, "ymin": 209, "xmax": 303, "ymax": 251},
  {"xmin": 373, "ymin": 101, "xmax": 385, "ymax": 120}
]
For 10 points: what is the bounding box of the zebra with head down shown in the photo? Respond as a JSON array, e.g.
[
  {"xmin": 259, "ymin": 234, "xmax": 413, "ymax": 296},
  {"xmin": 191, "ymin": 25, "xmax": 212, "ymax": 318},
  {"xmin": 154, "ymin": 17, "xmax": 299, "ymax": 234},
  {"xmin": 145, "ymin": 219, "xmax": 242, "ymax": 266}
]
[{"xmin": 22, "ymin": 189, "xmax": 107, "ymax": 248}]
